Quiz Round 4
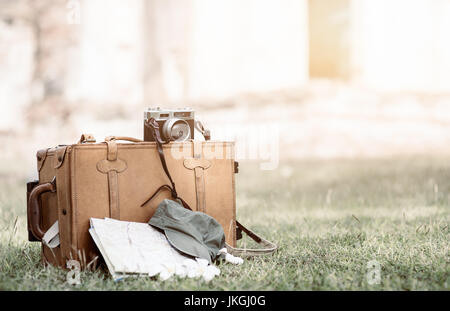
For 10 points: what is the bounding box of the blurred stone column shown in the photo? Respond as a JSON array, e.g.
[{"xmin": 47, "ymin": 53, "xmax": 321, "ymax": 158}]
[
  {"xmin": 0, "ymin": 0, "xmax": 75, "ymax": 131},
  {"xmin": 142, "ymin": 0, "xmax": 192, "ymax": 107}
]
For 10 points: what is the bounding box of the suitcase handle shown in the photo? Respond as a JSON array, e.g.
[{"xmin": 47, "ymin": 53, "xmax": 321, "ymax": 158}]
[
  {"xmin": 78, "ymin": 134, "xmax": 143, "ymax": 144},
  {"xmin": 105, "ymin": 136, "xmax": 143, "ymax": 143},
  {"xmin": 28, "ymin": 178, "xmax": 56, "ymax": 241}
]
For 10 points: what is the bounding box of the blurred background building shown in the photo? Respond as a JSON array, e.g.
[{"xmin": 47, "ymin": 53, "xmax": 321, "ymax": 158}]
[{"xmin": 1, "ymin": 0, "xmax": 450, "ymax": 177}]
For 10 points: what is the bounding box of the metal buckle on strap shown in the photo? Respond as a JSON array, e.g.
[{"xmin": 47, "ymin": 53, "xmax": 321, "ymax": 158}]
[{"xmin": 78, "ymin": 134, "xmax": 96, "ymax": 144}]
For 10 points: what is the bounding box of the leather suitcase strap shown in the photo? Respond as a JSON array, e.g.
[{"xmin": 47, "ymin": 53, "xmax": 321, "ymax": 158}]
[
  {"xmin": 183, "ymin": 157, "xmax": 211, "ymax": 213},
  {"xmin": 106, "ymin": 139, "xmax": 120, "ymax": 219},
  {"xmin": 96, "ymin": 138, "xmax": 129, "ymax": 219},
  {"xmin": 225, "ymin": 221, "xmax": 278, "ymax": 257},
  {"xmin": 107, "ymin": 170, "xmax": 120, "ymax": 219},
  {"xmin": 193, "ymin": 142, "xmax": 206, "ymax": 213},
  {"xmin": 194, "ymin": 167, "xmax": 206, "ymax": 213}
]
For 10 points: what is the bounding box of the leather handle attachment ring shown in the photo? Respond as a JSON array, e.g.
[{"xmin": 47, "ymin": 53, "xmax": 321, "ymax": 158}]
[
  {"xmin": 28, "ymin": 177, "xmax": 56, "ymax": 241},
  {"xmin": 195, "ymin": 121, "xmax": 211, "ymax": 141}
]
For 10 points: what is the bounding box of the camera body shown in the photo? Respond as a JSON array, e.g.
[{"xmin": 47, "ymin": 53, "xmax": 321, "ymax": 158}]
[{"xmin": 144, "ymin": 107, "xmax": 195, "ymax": 142}]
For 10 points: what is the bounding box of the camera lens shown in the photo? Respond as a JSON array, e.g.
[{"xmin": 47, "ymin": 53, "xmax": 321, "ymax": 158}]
[{"xmin": 162, "ymin": 118, "xmax": 191, "ymax": 142}]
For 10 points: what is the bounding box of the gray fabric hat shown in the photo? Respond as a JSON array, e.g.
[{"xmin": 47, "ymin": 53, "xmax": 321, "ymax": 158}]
[{"xmin": 148, "ymin": 199, "xmax": 226, "ymax": 263}]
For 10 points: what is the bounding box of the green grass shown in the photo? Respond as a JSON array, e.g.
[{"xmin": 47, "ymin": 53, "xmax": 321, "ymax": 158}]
[{"xmin": 0, "ymin": 156, "xmax": 449, "ymax": 290}]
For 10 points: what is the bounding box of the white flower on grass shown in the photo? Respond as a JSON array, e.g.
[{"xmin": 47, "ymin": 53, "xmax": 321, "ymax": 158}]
[
  {"xmin": 183, "ymin": 258, "xmax": 220, "ymax": 282},
  {"xmin": 183, "ymin": 258, "xmax": 202, "ymax": 278},
  {"xmin": 174, "ymin": 263, "xmax": 187, "ymax": 278},
  {"xmin": 156, "ymin": 259, "xmax": 221, "ymax": 282},
  {"xmin": 197, "ymin": 258, "xmax": 220, "ymax": 282},
  {"xmin": 159, "ymin": 263, "xmax": 177, "ymax": 281},
  {"xmin": 218, "ymin": 248, "xmax": 244, "ymax": 265},
  {"xmin": 224, "ymin": 253, "xmax": 244, "ymax": 265},
  {"xmin": 147, "ymin": 264, "xmax": 163, "ymax": 277}
]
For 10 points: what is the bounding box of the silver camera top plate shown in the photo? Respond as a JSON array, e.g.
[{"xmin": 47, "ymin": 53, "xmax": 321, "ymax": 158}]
[{"xmin": 144, "ymin": 107, "xmax": 195, "ymax": 121}]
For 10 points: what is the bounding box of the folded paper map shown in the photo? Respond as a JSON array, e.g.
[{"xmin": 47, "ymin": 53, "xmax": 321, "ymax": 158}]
[{"xmin": 89, "ymin": 218, "xmax": 220, "ymax": 281}]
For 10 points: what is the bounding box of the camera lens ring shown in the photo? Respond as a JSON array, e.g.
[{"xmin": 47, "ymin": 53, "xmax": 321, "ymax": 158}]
[{"xmin": 162, "ymin": 118, "xmax": 191, "ymax": 142}]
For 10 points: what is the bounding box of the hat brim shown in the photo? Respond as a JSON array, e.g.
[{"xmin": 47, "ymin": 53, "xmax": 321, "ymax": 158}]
[{"xmin": 164, "ymin": 229, "xmax": 212, "ymax": 263}]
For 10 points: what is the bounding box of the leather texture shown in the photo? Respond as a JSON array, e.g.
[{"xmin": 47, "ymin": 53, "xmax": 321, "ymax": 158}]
[
  {"xmin": 183, "ymin": 158, "xmax": 211, "ymax": 213},
  {"xmin": 37, "ymin": 149, "xmax": 48, "ymax": 172},
  {"xmin": 32, "ymin": 139, "xmax": 237, "ymax": 268}
]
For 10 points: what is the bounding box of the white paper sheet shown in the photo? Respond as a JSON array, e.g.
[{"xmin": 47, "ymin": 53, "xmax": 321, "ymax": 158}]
[{"xmin": 89, "ymin": 218, "xmax": 189, "ymax": 280}]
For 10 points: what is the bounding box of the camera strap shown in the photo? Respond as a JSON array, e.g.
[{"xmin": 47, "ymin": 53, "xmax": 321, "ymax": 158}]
[
  {"xmin": 141, "ymin": 184, "xmax": 192, "ymax": 211},
  {"xmin": 144, "ymin": 118, "xmax": 192, "ymax": 210},
  {"xmin": 195, "ymin": 121, "xmax": 211, "ymax": 141}
]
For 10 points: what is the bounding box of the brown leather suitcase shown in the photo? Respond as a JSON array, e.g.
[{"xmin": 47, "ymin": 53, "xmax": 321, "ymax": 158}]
[{"xmin": 27, "ymin": 134, "xmax": 277, "ymax": 269}]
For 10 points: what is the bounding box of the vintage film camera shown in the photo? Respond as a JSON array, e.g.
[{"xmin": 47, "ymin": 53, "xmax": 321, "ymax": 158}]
[{"xmin": 144, "ymin": 107, "xmax": 199, "ymax": 142}]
